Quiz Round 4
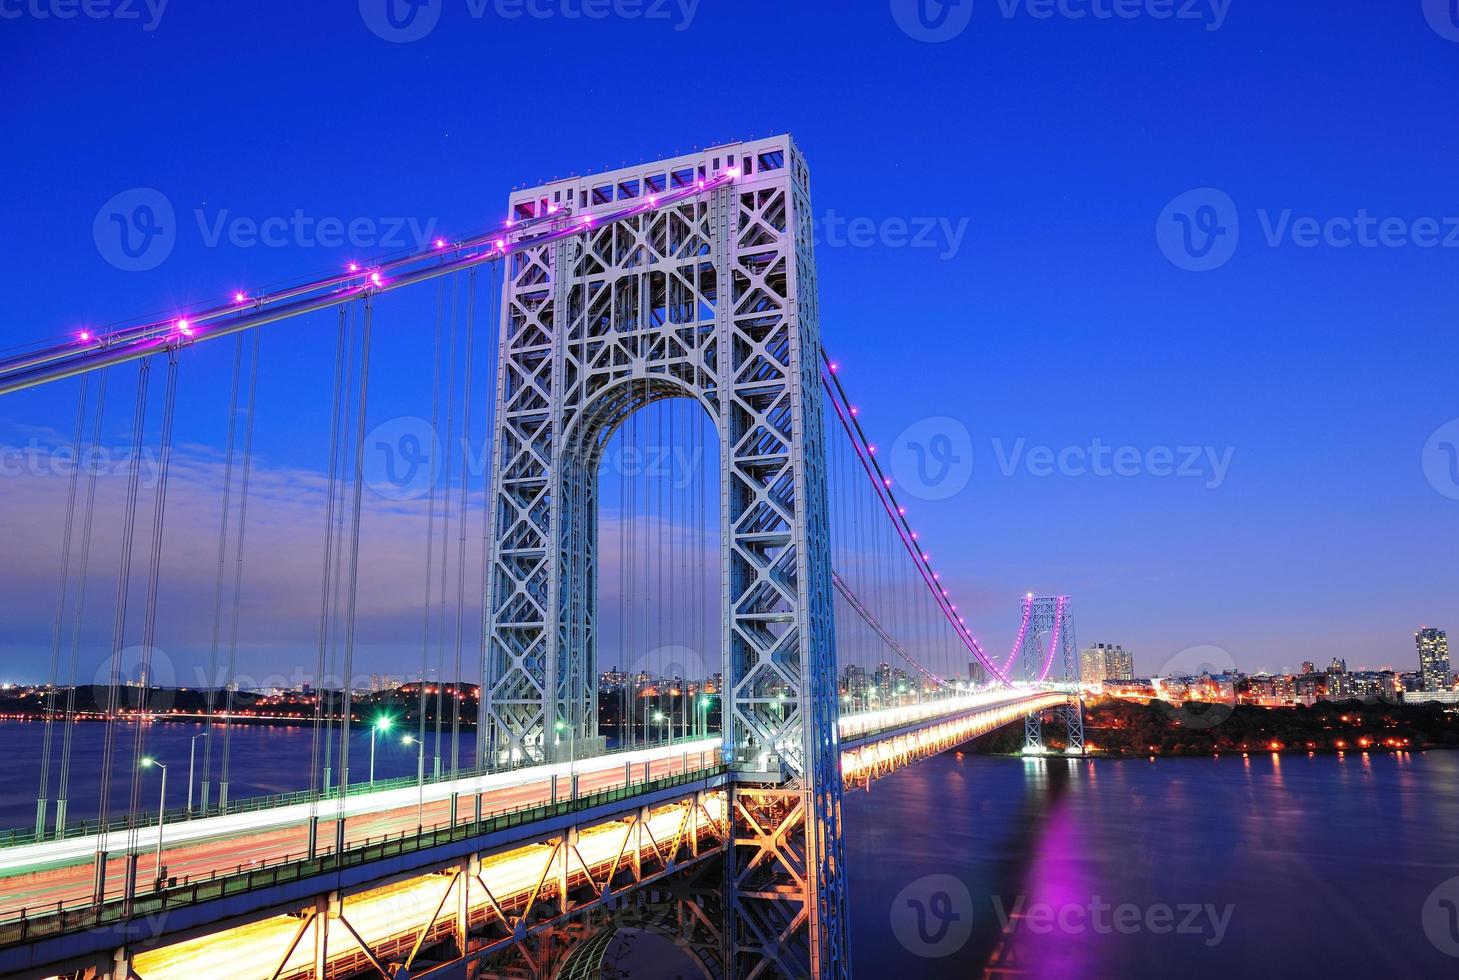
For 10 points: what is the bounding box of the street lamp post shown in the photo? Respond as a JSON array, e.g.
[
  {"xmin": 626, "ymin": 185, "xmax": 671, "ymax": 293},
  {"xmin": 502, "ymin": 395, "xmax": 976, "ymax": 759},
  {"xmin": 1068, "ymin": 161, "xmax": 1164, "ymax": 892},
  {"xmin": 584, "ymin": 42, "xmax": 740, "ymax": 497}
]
[
  {"xmin": 186, "ymin": 732, "xmax": 207, "ymax": 817},
  {"xmin": 369, "ymin": 716, "xmax": 393, "ymax": 785},
  {"xmin": 402, "ymin": 735, "xmax": 424, "ymax": 830},
  {"xmin": 140, "ymin": 757, "xmax": 168, "ymax": 889}
]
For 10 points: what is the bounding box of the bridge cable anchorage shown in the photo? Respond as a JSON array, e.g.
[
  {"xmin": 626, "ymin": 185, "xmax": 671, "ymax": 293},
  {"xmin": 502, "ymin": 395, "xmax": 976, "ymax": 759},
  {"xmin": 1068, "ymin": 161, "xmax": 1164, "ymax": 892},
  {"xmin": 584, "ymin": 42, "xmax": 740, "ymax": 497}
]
[
  {"xmin": 35, "ymin": 373, "xmax": 89, "ymax": 839},
  {"xmin": 219, "ymin": 328, "xmax": 262, "ymax": 813},
  {"xmin": 92, "ymin": 356, "xmax": 150, "ymax": 909},
  {"xmin": 819, "ymin": 349, "xmax": 1020, "ymax": 687},
  {"xmin": 56, "ymin": 369, "xmax": 109, "ymax": 839},
  {"xmin": 0, "ymin": 173, "xmax": 738, "ymax": 398}
]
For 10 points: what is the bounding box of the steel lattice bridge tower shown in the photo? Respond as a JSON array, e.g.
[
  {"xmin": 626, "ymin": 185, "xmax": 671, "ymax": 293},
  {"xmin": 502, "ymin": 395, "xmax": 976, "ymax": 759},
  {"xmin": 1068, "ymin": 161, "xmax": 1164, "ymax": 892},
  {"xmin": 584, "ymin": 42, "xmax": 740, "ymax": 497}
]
[
  {"xmin": 483, "ymin": 139, "xmax": 847, "ymax": 977},
  {"xmin": 0, "ymin": 134, "xmax": 1086, "ymax": 980},
  {"xmin": 1016, "ymin": 595, "xmax": 1085, "ymax": 756}
]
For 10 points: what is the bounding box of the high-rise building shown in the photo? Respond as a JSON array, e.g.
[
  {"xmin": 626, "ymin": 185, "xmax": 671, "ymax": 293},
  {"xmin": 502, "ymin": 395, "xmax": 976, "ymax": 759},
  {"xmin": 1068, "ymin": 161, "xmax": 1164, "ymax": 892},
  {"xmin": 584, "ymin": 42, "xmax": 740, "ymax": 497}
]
[
  {"xmin": 1329, "ymin": 657, "xmax": 1347, "ymax": 674},
  {"xmin": 1080, "ymin": 644, "xmax": 1134, "ymax": 685},
  {"xmin": 1300, "ymin": 661, "xmax": 1316, "ymax": 675},
  {"xmin": 1417, "ymin": 628, "xmax": 1451, "ymax": 692}
]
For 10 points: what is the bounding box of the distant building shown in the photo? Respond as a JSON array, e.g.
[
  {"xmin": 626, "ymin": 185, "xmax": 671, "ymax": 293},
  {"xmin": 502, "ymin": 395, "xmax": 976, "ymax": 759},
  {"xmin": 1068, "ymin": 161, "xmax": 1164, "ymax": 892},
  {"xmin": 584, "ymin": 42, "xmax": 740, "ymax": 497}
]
[
  {"xmin": 1080, "ymin": 644, "xmax": 1133, "ymax": 685},
  {"xmin": 1329, "ymin": 657, "xmax": 1347, "ymax": 675},
  {"xmin": 1417, "ymin": 628, "xmax": 1451, "ymax": 692},
  {"xmin": 1300, "ymin": 661, "xmax": 1317, "ymax": 675}
]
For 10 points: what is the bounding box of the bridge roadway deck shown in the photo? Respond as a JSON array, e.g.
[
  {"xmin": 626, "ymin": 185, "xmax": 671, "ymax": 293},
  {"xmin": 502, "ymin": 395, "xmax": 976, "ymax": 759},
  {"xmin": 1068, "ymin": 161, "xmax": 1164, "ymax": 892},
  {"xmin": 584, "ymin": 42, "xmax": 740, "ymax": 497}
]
[{"xmin": 0, "ymin": 691, "xmax": 1067, "ymax": 977}]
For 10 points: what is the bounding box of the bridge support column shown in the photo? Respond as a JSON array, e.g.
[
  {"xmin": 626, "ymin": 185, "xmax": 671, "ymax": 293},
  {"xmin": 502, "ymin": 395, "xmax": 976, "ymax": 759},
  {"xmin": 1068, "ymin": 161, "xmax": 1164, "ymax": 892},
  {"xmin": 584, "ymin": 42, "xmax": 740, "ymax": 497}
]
[
  {"xmin": 109, "ymin": 945, "xmax": 134, "ymax": 980},
  {"xmin": 458, "ymin": 854, "xmax": 479, "ymax": 957},
  {"xmin": 314, "ymin": 892, "xmax": 339, "ymax": 980}
]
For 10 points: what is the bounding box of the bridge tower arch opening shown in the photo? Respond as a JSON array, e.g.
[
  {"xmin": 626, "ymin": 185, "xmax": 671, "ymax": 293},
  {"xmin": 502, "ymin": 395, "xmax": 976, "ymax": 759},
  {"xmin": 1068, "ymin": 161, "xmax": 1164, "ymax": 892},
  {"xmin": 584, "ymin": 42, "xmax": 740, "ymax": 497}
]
[{"xmin": 482, "ymin": 136, "xmax": 850, "ymax": 979}]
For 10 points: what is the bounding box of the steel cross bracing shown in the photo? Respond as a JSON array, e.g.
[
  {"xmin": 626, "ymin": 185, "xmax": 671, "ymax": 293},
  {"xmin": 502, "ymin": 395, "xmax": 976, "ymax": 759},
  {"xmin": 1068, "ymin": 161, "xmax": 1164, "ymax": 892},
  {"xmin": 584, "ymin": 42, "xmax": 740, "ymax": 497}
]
[{"xmin": 482, "ymin": 136, "xmax": 848, "ymax": 980}]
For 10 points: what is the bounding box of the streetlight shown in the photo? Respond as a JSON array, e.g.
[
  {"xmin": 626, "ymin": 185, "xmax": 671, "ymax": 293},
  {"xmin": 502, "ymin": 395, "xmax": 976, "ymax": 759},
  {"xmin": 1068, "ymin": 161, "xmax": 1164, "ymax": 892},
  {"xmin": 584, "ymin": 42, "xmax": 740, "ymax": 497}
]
[
  {"xmin": 699, "ymin": 695, "xmax": 713, "ymax": 738},
  {"xmin": 140, "ymin": 757, "xmax": 168, "ymax": 889},
  {"xmin": 652, "ymin": 711, "xmax": 668, "ymax": 743},
  {"xmin": 186, "ymin": 732, "xmax": 208, "ymax": 817},
  {"xmin": 369, "ymin": 715, "xmax": 394, "ymax": 785},
  {"xmin": 402, "ymin": 735, "xmax": 425, "ymax": 829}
]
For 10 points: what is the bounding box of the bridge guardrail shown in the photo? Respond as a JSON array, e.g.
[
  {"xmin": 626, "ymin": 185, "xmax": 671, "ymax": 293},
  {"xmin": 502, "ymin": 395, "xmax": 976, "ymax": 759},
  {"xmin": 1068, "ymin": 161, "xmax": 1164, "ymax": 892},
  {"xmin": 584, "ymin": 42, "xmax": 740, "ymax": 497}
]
[
  {"xmin": 0, "ymin": 733, "xmax": 709, "ymax": 853},
  {"xmin": 0, "ymin": 760, "xmax": 729, "ymax": 950}
]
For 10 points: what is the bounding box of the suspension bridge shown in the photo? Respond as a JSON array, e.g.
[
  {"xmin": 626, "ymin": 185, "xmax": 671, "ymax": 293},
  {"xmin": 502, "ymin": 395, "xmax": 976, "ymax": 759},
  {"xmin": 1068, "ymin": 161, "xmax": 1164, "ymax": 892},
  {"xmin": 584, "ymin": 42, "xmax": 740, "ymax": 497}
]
[{"xmin": 0, "ymin": 135, "xmax": 1083, "ymax": 980}]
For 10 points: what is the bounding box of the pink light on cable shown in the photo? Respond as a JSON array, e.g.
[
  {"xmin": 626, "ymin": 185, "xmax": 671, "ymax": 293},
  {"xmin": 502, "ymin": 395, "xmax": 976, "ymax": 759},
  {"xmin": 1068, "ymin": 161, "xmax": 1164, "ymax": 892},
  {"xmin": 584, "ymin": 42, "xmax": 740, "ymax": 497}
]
[
  {"xmin": 78, "ymin": 330, "xmax": 92, "ymax": 342},
  {"xmin": 177, "ymin": 319, "xmax": 193, "ymax": 337},
  {"xmin": 725, "ymin": 166, "xmax": 741, "ymax": 178},
  {"xmin": 435, "ymin": 238, "xmax": 447, "ymax": 249},
  {"xmin": 233, "ymin": 291, "xmax": 247, "ymax": 304},
  {"xmin": 348, "ymin": 262, "xmax": 360, "ymax": 273},
  {"xmin": 370, "ymin": 272, "xmax": 382, "ymax": 286}
]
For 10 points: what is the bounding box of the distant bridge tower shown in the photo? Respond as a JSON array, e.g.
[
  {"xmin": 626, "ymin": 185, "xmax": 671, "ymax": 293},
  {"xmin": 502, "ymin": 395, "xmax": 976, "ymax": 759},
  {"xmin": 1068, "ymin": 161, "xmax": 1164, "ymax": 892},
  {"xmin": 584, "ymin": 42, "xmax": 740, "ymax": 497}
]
[
  {"xmin": 1019, "ymin": 595, "xmax": 1085, "ymax": 755},
  {"xmin": 483, "ymin": 136, "xmax": 849, "ymax": 978}
]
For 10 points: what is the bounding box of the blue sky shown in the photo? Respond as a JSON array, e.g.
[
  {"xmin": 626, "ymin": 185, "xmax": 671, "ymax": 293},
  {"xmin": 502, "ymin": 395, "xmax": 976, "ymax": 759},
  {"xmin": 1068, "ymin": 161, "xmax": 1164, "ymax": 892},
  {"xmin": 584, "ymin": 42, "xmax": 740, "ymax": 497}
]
[{"xmin": 1, "ymin": 1, "xmax": 1456, "ymax": 683}]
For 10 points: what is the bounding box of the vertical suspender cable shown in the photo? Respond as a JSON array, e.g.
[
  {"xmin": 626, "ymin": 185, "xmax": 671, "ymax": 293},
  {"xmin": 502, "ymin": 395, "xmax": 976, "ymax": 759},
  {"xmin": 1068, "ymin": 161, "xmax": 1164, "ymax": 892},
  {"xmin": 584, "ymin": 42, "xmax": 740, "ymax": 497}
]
[
  {"xmin": 57, "ymin": 370, "xmax": 109, "ymax": 838},
  {"xmin": 325, "ymin": 313, "xmax": 357, "ymax": 794},
  {"xmin": 311, "ymin": 308, "xmax": 350, "ymax": 816},
  {"xmin": 451, "ymin": 268, "xmax": 478, "ymax": 785},
  {"xmin": 219, "ymin": 330, "xmax": 261, "ymax": 811},
  {"xmin": 36, "ymin": 374, "xmax": 90, "ymax": 839},
  {"xmin": 419, "ymin": 279, "xmax": 446, "ymax": 785},
  {"xmin": 335, "ymin": 296, "xmax": 373, "ymax": 849},
  {"xmin": 201, "ymin": 336, "xmax": 244, "ymax": 814},
  {"xmin": 124, "ymin": 351, "xmax": 179, "ymax": 887},
  {"xmin": 92, "ymin": 356, "xmax": 150, "ymax": 908},
  {"xmin": 476, "ymin": 259, "xmax": 502, "ymax": 771},
  {"xmin": 435, "ymin": 274, "xmax": 460, "ymax": 777}
]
